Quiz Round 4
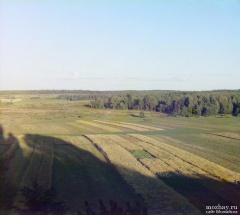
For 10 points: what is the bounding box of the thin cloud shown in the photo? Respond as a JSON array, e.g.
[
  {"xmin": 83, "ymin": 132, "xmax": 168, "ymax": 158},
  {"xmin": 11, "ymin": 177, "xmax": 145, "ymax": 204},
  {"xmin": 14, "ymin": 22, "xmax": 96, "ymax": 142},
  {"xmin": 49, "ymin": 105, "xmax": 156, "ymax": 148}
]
[{"xmin": 43, "ymin": 72, "xmax": 230, "ymax": 83}]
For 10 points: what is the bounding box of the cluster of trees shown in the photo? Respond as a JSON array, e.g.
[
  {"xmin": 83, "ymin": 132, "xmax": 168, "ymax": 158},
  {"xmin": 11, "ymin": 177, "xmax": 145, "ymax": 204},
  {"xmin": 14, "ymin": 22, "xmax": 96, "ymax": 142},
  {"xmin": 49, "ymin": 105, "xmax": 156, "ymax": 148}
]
[
  {"xmin": 90, "ymin": 90, "xmax": 240, "ymax": 117},
  {"xmin": 56, "ymin": 94, "xmax": 99, "ymax": 101}
]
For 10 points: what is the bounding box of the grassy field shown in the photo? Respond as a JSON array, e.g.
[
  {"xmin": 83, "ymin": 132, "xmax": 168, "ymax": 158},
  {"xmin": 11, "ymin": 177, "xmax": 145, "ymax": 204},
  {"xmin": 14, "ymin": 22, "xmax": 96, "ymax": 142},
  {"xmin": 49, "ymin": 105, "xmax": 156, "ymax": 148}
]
[{"xmin": 0, "ymin": 92, "xmax": 240, "ymax": 214}]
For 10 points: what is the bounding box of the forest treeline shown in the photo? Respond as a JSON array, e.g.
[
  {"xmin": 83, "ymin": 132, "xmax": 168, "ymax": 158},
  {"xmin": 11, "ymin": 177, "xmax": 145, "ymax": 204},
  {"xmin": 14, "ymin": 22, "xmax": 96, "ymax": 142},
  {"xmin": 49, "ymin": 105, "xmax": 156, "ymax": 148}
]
[
  {"xmin": 90, "ymin": 91, "xmax": 240, "ymax": 117},
  {"xmin": 1, "ymin": 90, "xmax": 240, "ymax": 117}
]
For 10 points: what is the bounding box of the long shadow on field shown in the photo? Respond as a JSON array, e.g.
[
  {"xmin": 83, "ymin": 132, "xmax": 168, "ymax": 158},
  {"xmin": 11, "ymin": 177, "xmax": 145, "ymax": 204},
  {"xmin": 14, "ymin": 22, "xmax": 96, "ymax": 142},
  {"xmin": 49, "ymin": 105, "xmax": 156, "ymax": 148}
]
[
  {"xmin": 157, "ymin": 172, "xmax": 240, "ymax": 214},
  {"xmin": 5, "ymin": 133, "xmax": 147, "ymax": 215},
  {"xmin": 0, "ymin": 125, "xmax": 22, "ymax": 211},
  {"xmin": 1, "ymin": 129, "xmax": 240, "ymax": 214}
]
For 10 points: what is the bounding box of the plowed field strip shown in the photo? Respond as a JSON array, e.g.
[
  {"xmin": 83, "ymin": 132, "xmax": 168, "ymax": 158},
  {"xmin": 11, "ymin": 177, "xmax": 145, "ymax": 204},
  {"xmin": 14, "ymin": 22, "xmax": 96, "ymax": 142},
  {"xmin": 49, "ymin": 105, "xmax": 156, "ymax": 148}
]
[
  {"xmin": 70, "ymin": 136, "xmax": 107, "ymax": 162},
  {"xmin": 20, "ymin": 144, "xmax": 43, "ymax": 188},
  {"xmin": 119, "ymin": 135, "xmax": 208, "ymax": 176},
  {"xmin": 148, "ymin": 121, "xmax": 212, "ymax": 131},
  {"xmin": 151, "ymin": 134, "xmax": 240, "ymax": 173},
  {"xmin": 128, "ymin": 134, "xmax": 240, "ymax": 183},
  {"xmin": 86, "ymin": 134, "xmax": 199, "ymax": 215},
  {"xmin": 52, "ymin": 135, "xmax": 140, "ymax": 212},
  {"xmin": 90, "ymin": 121, "xmax": 131, "ymax": 132},
  {"xmin": 67, "ymin": 122, "xmax": 99, "ymax": 133},
  {"xmin": 105, "ymin": 134, "xmax": 235, "ymax": 209},
  {"xmin": 131, "ymin": 139, "xmax": 208, "ymax": 176},
  {"xmin": 36, "ymin": 137, "xmax": 54, "ymax": 188},
  {"xmin": 93, "ymin": 120, "xmax": 150, "ymax": 132},
  {"xmin": 77, "ymin": 120, "xmax": 122, "ymax": 132},
  {"xmin": 1, "ymin": 142, "xmax": 18, "ymax": 160},
  {"xmin": 103, "ymin": 135, "xmax": 143, "ymax": 151},
  {"xmin": 127, "ymin": 134, "xmax": 240, "ymax": 207},
  {"xmin": 139, "ymin": 158, "xmax": 235, "ymax": 211},
  {"xmin": 20, "ymin": 136, "xmax": 54, "ymax": 188},
  {"xmin": 157, "ymin": 172, "xmax": 233, "ymax": 213},
  {"xmin": 109, "ymin": 121, "xmax": 164, "ymax": 131},
  {"xmin": 73, "ymin": 122, "xmax": 107, "ymax": 133}
]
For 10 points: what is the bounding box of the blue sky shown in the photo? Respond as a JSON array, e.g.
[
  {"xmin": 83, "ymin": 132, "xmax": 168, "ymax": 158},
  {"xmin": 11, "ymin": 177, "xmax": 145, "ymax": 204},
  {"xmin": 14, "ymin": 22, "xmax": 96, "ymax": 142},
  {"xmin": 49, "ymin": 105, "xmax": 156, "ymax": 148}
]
[{"xmin": 0, "ymin": 0, "xmax": 239, "ymax": 91}]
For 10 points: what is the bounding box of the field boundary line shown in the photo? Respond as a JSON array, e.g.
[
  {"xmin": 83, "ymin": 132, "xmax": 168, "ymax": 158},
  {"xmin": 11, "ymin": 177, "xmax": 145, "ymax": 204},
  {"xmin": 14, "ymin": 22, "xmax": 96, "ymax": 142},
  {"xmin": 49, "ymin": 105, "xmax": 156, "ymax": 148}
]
[{"xmin": 208, "ymin": 133, "xmax": 240, "ymax": 140}]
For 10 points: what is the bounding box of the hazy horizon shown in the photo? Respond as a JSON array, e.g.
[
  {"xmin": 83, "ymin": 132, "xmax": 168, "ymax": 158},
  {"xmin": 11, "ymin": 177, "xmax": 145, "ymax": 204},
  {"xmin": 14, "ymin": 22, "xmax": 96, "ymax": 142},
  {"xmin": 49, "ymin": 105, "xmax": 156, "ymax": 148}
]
[{"xmin": 0, "ymin": 1, "xmax": 239, "ymax": 91}]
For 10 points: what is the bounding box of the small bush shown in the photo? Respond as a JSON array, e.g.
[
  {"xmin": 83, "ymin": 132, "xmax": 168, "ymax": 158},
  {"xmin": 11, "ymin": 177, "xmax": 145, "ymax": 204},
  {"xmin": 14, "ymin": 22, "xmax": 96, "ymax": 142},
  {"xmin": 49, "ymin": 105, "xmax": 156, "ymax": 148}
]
[
  {"xmin": 140, "ymin": 111, "xmax": 145, "ymax": 118},
  {"xmin": 130, "ymin": 150, "xmax": 152, "ymax": 159}
]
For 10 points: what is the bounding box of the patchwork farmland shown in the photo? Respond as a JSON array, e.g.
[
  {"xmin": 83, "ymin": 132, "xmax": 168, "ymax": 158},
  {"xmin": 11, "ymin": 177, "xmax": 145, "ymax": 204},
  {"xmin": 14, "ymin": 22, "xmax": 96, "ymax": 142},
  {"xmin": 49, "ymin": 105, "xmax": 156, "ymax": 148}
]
[{"xmin": 0, "ymin": 93, "xmax": 240, "ymax": 214}]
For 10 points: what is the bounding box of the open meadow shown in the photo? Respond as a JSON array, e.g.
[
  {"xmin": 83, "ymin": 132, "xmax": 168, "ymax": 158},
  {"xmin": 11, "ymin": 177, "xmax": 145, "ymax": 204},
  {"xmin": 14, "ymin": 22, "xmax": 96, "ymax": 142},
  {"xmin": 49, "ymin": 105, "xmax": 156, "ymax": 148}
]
[{"xmin": 0, "ymin": 92, "xmax": 240, "ymax": 215}]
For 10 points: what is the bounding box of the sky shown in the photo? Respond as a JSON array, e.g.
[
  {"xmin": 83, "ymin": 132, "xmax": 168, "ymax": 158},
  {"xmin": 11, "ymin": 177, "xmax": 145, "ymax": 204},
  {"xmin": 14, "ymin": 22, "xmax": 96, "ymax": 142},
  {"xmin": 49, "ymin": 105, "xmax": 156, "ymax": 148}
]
[{"xmin": 0, "ymin": 0, "xmax": 239, "ymax": 91}]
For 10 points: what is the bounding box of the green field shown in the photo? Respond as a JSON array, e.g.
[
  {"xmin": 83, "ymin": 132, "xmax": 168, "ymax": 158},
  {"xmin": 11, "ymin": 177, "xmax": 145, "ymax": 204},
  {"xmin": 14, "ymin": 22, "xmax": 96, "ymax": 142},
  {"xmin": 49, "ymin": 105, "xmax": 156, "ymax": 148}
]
[{"xmin": 0, "ymin": 93, "xmax": 240, "ymax": 214}]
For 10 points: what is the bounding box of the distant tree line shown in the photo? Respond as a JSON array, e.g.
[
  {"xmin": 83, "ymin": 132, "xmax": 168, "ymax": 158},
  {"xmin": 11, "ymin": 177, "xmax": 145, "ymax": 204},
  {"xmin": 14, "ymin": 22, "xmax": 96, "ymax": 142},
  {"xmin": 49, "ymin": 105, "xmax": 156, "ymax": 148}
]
[
  {"xmin": 1, "ymin": 89, "xmax": 240, "ymax": 117},
  {"xmin": 0, "ymin": 90, "xmax": 92, "ymax": 94},
  {"xmin": 90, "ymin": 90, "xmax": 240, "ymax": 117}
]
